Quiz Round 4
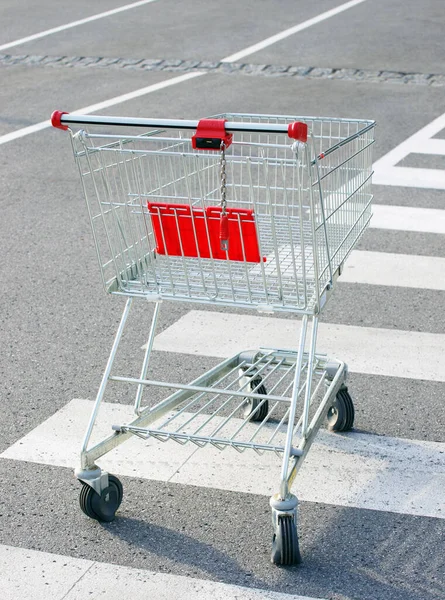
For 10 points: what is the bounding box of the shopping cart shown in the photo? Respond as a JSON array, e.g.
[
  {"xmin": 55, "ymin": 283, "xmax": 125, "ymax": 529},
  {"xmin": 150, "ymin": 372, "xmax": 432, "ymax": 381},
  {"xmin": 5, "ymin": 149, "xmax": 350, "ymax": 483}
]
[{"xmin": 52, "ymin": 110, "xmax": 375, "ymax": 565}]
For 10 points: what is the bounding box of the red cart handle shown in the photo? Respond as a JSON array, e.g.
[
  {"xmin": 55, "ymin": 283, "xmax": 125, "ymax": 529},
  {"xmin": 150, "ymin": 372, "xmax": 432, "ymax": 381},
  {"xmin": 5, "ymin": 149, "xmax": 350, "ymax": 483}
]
[{"xmin": 50, "ymin": 111, "xmax": 309, "ymax": 142}]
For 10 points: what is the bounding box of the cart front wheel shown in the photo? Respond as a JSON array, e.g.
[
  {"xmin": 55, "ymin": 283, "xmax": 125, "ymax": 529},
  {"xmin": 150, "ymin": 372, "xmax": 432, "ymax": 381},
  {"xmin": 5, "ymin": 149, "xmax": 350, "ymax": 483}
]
[
  {"xmin": 79, "ymin": 474, "xmax": 123, "ymax": 522},
  {"xmin": 243, "ymin": 378, "xmax": 269, "ymax": 421},
  {"xmin": 327, "ymin": 387, "xmax": 354, "ymax": 432},
  {"xmin": 271, "ymin": 515, "xmax": 302, "ymax": 566}
]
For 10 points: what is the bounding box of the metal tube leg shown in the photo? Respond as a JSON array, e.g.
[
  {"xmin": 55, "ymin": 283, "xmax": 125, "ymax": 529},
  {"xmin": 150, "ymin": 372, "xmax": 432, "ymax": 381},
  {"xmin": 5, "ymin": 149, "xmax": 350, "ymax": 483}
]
[
  {"xmin": 301, "ymin": 315, "xmax": 319, "ymax": 439},
  {"xmin": 80, "ymin": 298, "xmax": 133, "ymax": 469},
  {"xmin": 270, "ymin": 317, "xmax": 309, "ymax": 566},
  {"xmin": 279, "ymin": 316, "xmax": 308, "ymax": 500},
  {"xmin": 134, "ymin": 301, "xmax": 161, "ymax": 416}
]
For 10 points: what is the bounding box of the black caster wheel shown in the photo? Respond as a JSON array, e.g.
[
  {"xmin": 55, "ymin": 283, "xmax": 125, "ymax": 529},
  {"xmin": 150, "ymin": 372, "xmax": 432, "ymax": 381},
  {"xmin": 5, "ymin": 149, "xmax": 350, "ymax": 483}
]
[
  {"xmin": 271, "ymin": 515, "xmax": 302, "ymax": 566},
  {"xmin": 243, "ymin": 377, "xmax": 269, "ymax": 421},
  {"xmin": 79, "ymin": 474, "xmax": 123, "ymax": 522},
  {"xmin": 327, "ymin": 386, "xmax": 355, "ymax": 432}
]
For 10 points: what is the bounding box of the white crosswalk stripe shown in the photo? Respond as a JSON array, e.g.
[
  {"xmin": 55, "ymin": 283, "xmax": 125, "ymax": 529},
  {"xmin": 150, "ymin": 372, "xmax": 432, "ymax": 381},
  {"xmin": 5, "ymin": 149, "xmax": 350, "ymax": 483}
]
[
  {"xmin": 2, "ymin": 205, "xmax": 445, "ymax": 592},
  {"xmin": 2, "ymin": 399, "xmax": 445, "ymax": 519},
  {"xmin": 373, "ymin": 111, "xmax": 445, "ymax": 189},
  {"xmin": 0, "ymin": 544, "xmax": 319, "ymax": 600},
  {"xmin": 371, "ymin": 204, "xmax": 445, "ymax": 234},
  {"xmin": 341, "ymin": 251, "xmax": 445, "ymax": 290},
  {"xmin": 151, "ymin": 310, "xmax": 445, "ymax": 381}
]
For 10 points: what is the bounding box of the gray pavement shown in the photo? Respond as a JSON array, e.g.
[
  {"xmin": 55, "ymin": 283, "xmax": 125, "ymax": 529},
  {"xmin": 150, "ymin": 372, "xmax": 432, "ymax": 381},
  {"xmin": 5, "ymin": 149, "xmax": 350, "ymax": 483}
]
[
  {"xmin": 3, "ymin": 0, "xmax": 342, "ymax": 61},
  {"xmin": 250, "ymin": 0, "xmax": 445, "ymax": 75},
  {"xmin": 1, "ymin": 459, "xmax": 444, "ymax": 600},
  {"xmin": 1, "ymin": 2, "xmax": 445, "ymax": 599}
]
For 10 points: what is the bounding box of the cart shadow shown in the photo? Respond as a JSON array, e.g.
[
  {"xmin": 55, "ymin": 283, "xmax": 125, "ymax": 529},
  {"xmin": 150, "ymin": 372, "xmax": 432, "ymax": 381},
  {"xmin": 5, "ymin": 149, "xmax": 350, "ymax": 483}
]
[
  {"xmin": 300, "ymin": 502, "xmax": 445, "ymax": 600},
  {"xmin": 102, "ymin": 516, "xmax": 270, "ymax": 589}
]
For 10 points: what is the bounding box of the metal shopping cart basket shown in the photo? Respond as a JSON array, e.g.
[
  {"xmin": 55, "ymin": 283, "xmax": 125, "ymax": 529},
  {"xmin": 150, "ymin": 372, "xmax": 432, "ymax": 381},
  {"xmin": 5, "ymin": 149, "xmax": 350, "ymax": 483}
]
[{"xmin": 52, "ymin": 110, "xmax": 375, "ymax": 565}]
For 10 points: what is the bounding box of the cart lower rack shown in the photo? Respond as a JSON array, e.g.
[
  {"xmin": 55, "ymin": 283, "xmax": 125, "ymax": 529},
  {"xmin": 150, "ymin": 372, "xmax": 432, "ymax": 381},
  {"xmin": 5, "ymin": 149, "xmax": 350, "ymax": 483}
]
[{"xmin": 52, "ymin": 111, "xmax": 374, "ymax": 565}]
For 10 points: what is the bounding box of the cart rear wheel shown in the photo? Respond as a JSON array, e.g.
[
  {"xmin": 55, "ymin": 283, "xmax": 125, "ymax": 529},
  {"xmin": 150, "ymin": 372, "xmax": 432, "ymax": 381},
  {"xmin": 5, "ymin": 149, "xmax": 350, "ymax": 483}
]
[
  {"xmin": 243, "ymin": 378, "xmax": 269, "ymax": 421},
  {"xmin": 79, "ymin": 474, "xmax": 123, "ymax": 522},
  {"xmin": 271, "ymin": 515, "xmax": 302, "ymax": 566},
  {"xmin": 327, "ymin": 387, "xmax": 354, "ymax": 432}
]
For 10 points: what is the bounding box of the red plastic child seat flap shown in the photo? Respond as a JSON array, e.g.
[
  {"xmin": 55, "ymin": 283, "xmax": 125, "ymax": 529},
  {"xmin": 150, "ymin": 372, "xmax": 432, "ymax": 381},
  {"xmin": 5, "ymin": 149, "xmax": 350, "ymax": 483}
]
[
  {"xmin": 148, "ymin": 203, "xmax": 208, "ymax": 258},
  {"xmin": 147, "ymin": 202, "xmax": 262, "ymax": 262},
  {"xmin": 205, "ymin": 207, "xmax": 260, "ymax": 261}
]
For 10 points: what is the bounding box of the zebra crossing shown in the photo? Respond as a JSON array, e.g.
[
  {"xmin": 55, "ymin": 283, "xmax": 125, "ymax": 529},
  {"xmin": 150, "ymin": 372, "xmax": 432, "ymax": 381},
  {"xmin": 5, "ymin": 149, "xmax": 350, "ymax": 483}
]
[
  {"xmin": 2, "ymin": 190, "xmax": 444, "ymax": 596},
  {"xmin": 0, "ymin": 545, "xmax": 317, "ymax": 600},
  {"xmin": 370, "ymin": 204, "xmax": 445, "ymax": 234},
  {"xmin": 2, "ymin": 132, "xmax": 445, "ymax": 597},
  {"xmin": 373, "ymin": 111, "xmax": 445, "ymax": 189},
  {"xmin": 3, "ymin": 397, "xmax": 445, "ymax": 518},
  {"xmin": 1, "ymin": 0, "xmax": 445, "ymax": 596}
]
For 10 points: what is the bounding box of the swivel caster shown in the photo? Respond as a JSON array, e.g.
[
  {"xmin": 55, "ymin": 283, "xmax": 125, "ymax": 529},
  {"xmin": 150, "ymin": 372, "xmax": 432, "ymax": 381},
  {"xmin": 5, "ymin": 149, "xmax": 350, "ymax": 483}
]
[
  {"xmin": 271, "ymin": 515, "xmax": 302, "ymax": 565},
  {"xmin": 242, "ymin": 376, "xmax": 269, "ymax": 421},
  {"xmin": 327, "ymin": 386, "xmax": 354, "ymax": 432},
  {"xmin": 79, "ymin": 474, "xmax": 123, "ymax": 522}
]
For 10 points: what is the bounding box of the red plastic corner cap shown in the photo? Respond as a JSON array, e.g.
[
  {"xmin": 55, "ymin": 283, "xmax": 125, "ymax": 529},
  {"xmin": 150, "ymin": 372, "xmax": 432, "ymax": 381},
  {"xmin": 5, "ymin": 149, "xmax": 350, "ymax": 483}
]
[
  {"xmin": 192, "ymin": 119, "xmax": 233, "ymax": 150},
  {"xmin": 51, "ymin": 110, "xmax": 69, "ymax": 130},
  {"xmin": 288, "ymin": 121, "xmax": 308, "ymax": 143}
]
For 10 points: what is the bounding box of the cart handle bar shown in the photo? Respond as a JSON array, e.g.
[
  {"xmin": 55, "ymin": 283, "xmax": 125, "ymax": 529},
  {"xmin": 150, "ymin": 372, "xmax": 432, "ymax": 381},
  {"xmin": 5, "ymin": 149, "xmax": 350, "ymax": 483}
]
[{"xmin": 51, "ymin": 111, "xmax": 309, "ymax": 143}]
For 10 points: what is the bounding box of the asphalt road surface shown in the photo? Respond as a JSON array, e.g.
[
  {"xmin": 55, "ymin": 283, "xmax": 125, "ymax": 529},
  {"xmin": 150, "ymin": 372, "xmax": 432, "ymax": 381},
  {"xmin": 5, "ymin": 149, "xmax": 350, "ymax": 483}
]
[{"xmin": 1, "ymin": 1, "xmax": 445, "ymax": 599}]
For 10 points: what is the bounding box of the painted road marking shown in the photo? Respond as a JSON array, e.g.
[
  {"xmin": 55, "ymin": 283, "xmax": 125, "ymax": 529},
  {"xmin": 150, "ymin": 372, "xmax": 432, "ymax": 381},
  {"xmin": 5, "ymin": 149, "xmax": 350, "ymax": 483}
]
[
  {"xmin": 152, "ymin": 310, "xmax": 445, "ymax": 382},
  {"xmin": 0, "ymin": 72, "xmax": 205, "ymax": 146},
  {"xmin": 252, "ymin": 248, "xmax": 445, "ymax": 290},
  {"xmin": 341, "ymin": 251, "xmax": 445, "ymax": 290},
  {"xmin": 415, "ymin": 138, "xmax": 445, "ymax": 155},
  {"xmin": 373, "ymin": 111, "xmax": 445, "ymax": 189},
  {"xmin": 0, "ymin": 0, "xmax": 160, "ymax": 52},
  {"xmin": 2, "ymin": 399, "xmax": 445, "ymax": 519},
  {"xmin": 1, "ymin": 0, "xmax": 367, "ymax": 56},
  {"xmin": 221, "ymin": 0, "xmax": 369, "ymax": 63},
  {"xmin": 1, "ymin": 0, "xmax": 369, "ymax": 147},
  {"xmin": 0, "ymin": 544, "xmax": 317, "ymax": 600},
  {"xmin": 249, "ymin": 248, "xmax": 444, "ymax": 290},
  {"xmin": 371, "ymin": 204, "xmax": 445, "ymax": 234}
]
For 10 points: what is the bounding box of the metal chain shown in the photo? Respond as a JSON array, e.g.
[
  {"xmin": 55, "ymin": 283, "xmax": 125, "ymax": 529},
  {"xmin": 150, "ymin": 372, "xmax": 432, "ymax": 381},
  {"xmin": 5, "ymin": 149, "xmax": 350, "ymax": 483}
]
[{"xmin": 220, "ymin": 140, "xmax": 227, "ymax": 215}]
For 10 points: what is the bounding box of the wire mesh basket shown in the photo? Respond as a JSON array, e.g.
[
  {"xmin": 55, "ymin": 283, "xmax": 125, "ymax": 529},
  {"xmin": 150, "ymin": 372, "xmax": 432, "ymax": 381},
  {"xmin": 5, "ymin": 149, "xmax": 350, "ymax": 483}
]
[{"xmin": 71, "ymin": 113, "xmax": 374, "ymax": 313}]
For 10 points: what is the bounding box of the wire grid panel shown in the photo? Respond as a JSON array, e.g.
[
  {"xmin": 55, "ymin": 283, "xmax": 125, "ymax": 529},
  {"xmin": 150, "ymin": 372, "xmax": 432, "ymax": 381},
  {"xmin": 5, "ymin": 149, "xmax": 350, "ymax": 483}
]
[
  {"xmin": 72, "ymin": 113, "xmax": 374, "ymax": 313},
  {"xmin": 118, "ymin": 349, "xmax": 330, "ymax": 456}
]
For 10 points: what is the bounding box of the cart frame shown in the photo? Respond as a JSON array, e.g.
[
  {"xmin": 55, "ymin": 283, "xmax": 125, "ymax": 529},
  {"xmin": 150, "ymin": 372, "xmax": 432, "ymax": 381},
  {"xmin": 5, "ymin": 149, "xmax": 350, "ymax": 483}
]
[{"xmin": 52, "ymin": 111, "xmax": 375, "ymax": 565}]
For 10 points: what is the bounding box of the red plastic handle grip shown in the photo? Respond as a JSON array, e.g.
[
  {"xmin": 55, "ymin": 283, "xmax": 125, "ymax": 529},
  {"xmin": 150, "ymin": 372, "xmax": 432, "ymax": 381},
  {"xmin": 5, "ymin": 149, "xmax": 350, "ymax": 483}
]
[
  {"xmin": 51, "ymin": 111, "xmax": 69, "ymax": 130},
  {"xmin": 287, "ymin": 121, "xmax": 308, "ymax": 143}
]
